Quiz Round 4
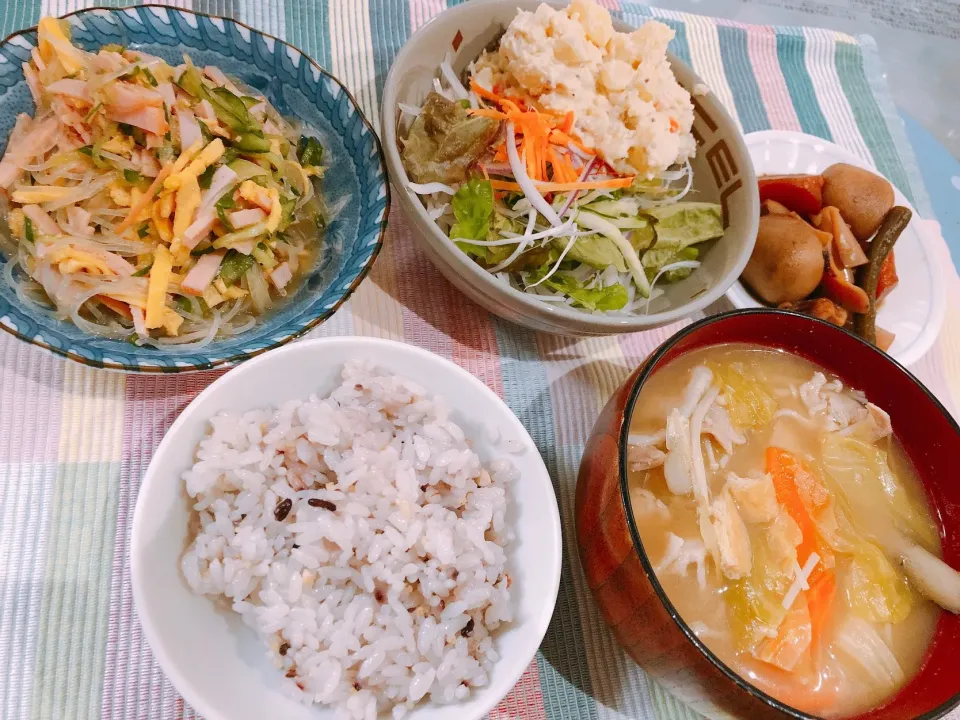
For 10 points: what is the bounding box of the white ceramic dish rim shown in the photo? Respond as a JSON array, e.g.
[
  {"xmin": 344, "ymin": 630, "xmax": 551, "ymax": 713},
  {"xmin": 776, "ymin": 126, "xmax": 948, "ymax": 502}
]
[
  {"xmin": 380, "ymin": 0, "xmax": 759, "ymax": 332},
  {"xmin": 726, "ymin": 129, "xmax": 947, "ymax": 367},
  {"xmin": 130, "ymin": 336, "xmax": 563, "ymax": 720}
]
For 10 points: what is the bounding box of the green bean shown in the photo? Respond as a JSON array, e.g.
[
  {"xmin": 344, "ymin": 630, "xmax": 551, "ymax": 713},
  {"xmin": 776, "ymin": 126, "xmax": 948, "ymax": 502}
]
[{"xmin": 853, "ymin": 206, "xmax": 912, "ymax": 344}]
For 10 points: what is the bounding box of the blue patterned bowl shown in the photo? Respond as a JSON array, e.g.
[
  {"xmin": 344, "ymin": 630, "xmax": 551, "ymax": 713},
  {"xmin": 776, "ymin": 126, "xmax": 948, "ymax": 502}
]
[{"xmin": 0, "ymin": 5, "xmax": 388, "ymax": 372}]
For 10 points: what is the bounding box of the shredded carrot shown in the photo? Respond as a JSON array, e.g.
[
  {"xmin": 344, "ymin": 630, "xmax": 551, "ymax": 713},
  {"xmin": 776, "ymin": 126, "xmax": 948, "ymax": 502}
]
[
  {"xmin": 469, "ymin": 79, "xmax": 522, "ymax": 114},
  {"xmin": 743, "ymin": 659, "xmax": 840, "ymax": 715},
  {"xmin": 547, "ymin": 147, "xmax": 576, "ymax": 184},
  {"xmin": 550, "ymin": 129, "xmax": 594, "ymax": 155},
  {"xmin": 766, "ymin": 447, "xmax": 836, "ymax": 648},
  {"xmin": 490, "ymin": 176, "xmax": 634, "ymax": 193},
  {"xmin": 470, "ymin": 108, "xmax": 510, "ymax": 121},
  {"xmin": 468, "ymin": 79, "xmax": 611, "ymax": 187},
  {"xmin": 806, "ymin": 571, "xmax": 836, "ymax": 651},
  {"xmin": 96, "ymin": 295, "xmax": 132, "ymax": 320}
]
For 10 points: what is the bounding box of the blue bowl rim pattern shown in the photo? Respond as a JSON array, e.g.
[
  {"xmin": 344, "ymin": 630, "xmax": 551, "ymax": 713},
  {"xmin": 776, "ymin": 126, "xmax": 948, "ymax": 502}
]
[{"xmin": 0, "ymin": 4, "xmax": 390, "ymax": 373}]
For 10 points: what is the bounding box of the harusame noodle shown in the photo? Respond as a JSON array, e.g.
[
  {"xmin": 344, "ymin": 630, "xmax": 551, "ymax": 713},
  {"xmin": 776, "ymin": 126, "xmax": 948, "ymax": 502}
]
[{"xmin": 0, "ymin": 17, "xmax": 336, "ymax": 348}]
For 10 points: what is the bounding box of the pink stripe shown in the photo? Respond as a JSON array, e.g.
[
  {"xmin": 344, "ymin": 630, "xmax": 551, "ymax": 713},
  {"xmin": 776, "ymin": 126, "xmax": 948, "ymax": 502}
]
[
  {"xmin": 534, "ymin": 335, "xmax": 603, "ymax": 447},
  {"xmin": 617, "ymin": 321, "xmax": 690, "ymax": 365},
  {"xmin": 489, "ymin": 659, "xmax": 548, "ymax": 719},
  {"xmin": 101, "ymin": 373, "xmax": 222, "ymax": 720},
  {"xmin": 595, "ymin": 0, "xmax": 621, "ymax": 11},
  {"xmin": 410, "ymin": 0, "xmax": 445, "ymax": 32},
  {"xmin": 391, "ymin": 207, "xmax": 505, "ymax": 397},
  {"xmin": 0, "ymin": 338, "xmax": 64, "ymax": 463},
  {"xmin": 744, "ymin": 25, "xmax": 802, "ymax": 131}
]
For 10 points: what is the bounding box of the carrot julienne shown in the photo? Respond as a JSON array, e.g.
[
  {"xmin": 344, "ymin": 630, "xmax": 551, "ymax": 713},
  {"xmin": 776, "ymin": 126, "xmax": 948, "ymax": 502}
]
[
  {"xmin": 489, "ymin": 177, "xmax": 635, "ymax": 193},
  {"xmin": 465, "ymin": 79, "xmax": 629, "ymax": 190}
]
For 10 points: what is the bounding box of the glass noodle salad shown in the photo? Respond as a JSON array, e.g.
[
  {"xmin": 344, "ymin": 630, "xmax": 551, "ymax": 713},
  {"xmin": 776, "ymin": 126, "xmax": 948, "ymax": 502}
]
[
  {"xmin": 399, "ymin": 0, "xmax": 724, "ymax": 314},
  {"xmin": 0, "ymin": 17, "xmax": 335, "ymax": 347}
]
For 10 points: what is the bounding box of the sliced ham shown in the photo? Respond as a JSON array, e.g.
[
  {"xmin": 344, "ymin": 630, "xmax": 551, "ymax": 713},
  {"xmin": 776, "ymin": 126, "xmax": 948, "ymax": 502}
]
[
  {"xmin": 104, "ymin": 82, "xmax": 164, "ymax": 112},
  {"xmin": 182, "ymin": 166, "xmax": 239, "ymax": 249},
  {"xmin": 65, "ymin": 206, "xmax": 94, "ymax": 236},
  {"xmin": 0, "ymin": 116, "xmax": 59, "ymax": 188},
  {"xmin": 106, "ymin": 106, "xmax": 168, "ymax": 136},
  {"xmin": 270, "ymin": 262, "xmax": 293, "ymax": 290},
  {"xmin": 181, "ymin": 251, "xmax": 225, "ymax": 295},
  {"xmin": 47, "ymin": 78, "xmax": 91, "ymax": 103},
  {"xmin": 156, "ymin": 81, "xmax": 176, "ymax": 109},
  {"xmin": 22, "ymin": 63, "xmax": 42, "ymax": 105},
  {"xmin": 130, "ymin": 305, "xmax": 147, "ymax": 338},
  {"xmin": 182, "ymin": 212, "xmax": 216, "ymax": 250},
  {"xmin": 96, "ymin": 249, "xmax": 136, "ymax": 277},
  {"xmin": 195, "ymin": 99, "xmax": 216, "ymax": 121},
  {"xmin": 90, "ymin": 50, "xmax": 125, "ymax": 74},
  {"xmin": 228, "ymin": 208, "xmax": 266, "ymax": 229},
  {"xmin": 231, "ymin": 239, "xmax": 256, "ymax": 255},
  {"xmin": 175, "ymin": 107, "xmax": 202, "ymax": 150},
  {"xmin": 22, "ymin": 205, "xmax": 61, "ymax": 236},
  {"xmin": 133, "ymin": 148, "xmax": 161, "ymax": 178}
]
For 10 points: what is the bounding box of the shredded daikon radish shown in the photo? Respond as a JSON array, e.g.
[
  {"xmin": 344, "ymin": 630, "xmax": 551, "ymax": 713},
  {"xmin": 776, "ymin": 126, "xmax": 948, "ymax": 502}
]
[
  {"xmin": 439, "ymin": 56, "xmax": 468, "ymax": 100},
  {"xmin": 782, "ymin": 552, "xmax": 820, "ymax": 610},
  {"xmin": 506, "ymin": 122, "xmax": 562, "ymax": 227},
  {"xmin": 408, "ymin": 181, "xmax": 457, "ymax": 195}
]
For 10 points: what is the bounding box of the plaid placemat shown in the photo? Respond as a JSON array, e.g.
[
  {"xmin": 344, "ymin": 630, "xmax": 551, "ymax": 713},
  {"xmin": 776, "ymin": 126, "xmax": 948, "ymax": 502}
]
[{"xmin": 1, "ymin": 1, "xmax": 959, "ymax": 719}]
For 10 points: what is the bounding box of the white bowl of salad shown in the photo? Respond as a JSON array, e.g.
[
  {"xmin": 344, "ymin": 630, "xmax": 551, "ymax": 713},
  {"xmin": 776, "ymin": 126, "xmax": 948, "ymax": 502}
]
[{"xmin": 382, "ymin": 0, "xmax": 758, "ymax": 336}]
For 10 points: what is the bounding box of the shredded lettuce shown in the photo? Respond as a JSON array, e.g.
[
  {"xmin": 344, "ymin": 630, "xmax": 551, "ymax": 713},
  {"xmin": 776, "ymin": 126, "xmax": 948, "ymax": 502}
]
[
  {"xmin": 643, "ymin": 246, "xmax": 699, "ymax": 281},
  {"xmin": 527, "ymin": 268, "xmax": 628, "ymax": 311},
  {"xmin": 642, "ymin": 202, "xmax": 724, "ymax": 248},
  {"xmin": 560, "ymin": 233, "xmax": 626, "ymax": 271},
  {"xmin": 450, "ymin": 177, "xmax": 493, "ymax": 241},
  {"xmin": 550, "ymin": 277, "xmax": 628, "ymax": 311}
]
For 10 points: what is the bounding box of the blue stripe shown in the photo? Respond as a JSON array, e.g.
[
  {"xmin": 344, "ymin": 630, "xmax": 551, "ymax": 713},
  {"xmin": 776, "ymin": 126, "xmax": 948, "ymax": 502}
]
[
  {"xmin": 284, "ymin": 0, "xmax": 331, "ymax": 70},
  {"xmin": 715, "ymin": 25, "xmax": 770, "ymax": 133},
  {"xmin": 491, "ymin": 320, "xmax": 598, "ymax": 720},
  {"xmin": 774, "ymin": 29, "xmax": 832, "ymax": 140},
  {"xmin": 369, "ymin": 0, "xmax": 411, "ymax": 106},
  {"xmin": 834, "ymin": 41, "xmax": 914, "ymax": 202}
]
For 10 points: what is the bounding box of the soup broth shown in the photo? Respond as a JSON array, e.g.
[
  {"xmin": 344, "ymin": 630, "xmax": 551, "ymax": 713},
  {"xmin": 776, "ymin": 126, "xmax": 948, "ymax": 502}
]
[{"xmin": 627, "ymin": 344, "xmax": 942, "ymax": 717}]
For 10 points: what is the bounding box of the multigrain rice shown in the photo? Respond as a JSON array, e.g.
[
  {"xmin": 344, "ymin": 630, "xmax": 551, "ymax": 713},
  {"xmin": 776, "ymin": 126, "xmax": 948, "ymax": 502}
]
[{"xmin": 181, "ymin": 360, "xmax": 516, "ymax": 719}]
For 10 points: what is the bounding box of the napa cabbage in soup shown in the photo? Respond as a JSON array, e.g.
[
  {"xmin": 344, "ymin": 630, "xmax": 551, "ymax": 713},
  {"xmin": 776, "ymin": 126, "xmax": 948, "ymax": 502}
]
[{"xmin": 627, "ymin": 344, "xmax": 958, "ymax": 717}]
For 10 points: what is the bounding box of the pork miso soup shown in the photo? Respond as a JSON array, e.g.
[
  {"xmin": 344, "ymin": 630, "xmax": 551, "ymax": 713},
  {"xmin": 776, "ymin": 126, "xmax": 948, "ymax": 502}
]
[{"xmin": 626, "ymin": 344, "xmax": 954, "ymax": 717}]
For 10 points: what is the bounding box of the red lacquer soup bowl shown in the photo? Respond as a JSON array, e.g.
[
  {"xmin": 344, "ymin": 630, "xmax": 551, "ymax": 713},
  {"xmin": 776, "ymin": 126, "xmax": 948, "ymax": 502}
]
[{"xmin": 574, "ymin": 309, "xmax": 960, "ymax": 720}]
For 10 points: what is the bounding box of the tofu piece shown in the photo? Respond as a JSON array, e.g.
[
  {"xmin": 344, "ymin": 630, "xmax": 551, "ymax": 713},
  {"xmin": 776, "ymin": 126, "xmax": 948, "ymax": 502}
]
[
  {"xmin": 709, "ymin": 487, "xmax": 752, "ymax": 579},
  {"xmin": 726, "ymin": 472, "xmax": 779, "ymax": 524}
]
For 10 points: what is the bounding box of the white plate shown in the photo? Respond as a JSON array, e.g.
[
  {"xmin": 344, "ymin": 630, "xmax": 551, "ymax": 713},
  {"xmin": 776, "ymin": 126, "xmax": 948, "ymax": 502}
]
[
  {"xmin": 726, "ymin": 130, "xmax": 946, "ymax": 366},
  {"xmin": 130, "ymin": 337, "xmax": 562, "ymax": 720}
]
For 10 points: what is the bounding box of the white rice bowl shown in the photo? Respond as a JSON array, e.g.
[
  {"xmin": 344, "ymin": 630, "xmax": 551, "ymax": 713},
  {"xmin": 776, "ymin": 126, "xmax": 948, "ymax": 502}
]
[{"xmin": 131, "ymin": 338, "xmax": 561, "ymax": 720}]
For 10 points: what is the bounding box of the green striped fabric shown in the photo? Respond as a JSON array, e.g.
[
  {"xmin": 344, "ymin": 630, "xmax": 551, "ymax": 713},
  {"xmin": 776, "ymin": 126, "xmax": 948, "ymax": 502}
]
[{"xmin": 0, "ymin": 2, "xmax": 953, "ymax": 720}]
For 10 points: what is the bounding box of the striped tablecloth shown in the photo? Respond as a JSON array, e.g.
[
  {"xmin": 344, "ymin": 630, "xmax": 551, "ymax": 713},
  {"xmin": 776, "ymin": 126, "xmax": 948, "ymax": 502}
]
[{"xmin": 2, "ymin": 2, "xmax": 959, "ymax": 719}]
